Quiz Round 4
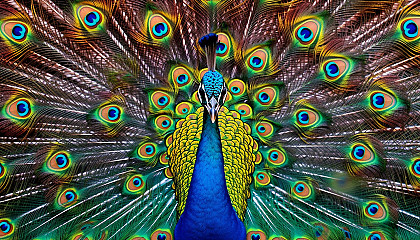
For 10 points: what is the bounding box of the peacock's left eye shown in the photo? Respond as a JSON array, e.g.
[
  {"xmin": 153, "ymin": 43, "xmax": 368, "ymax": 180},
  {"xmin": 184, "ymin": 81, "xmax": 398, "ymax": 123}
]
[
  {"xmin": 350, "ymin": 144, "xmax": 373, "ymax": 162},
  {"xmin": 149, "ymin": 14, "xmax": 171, "ymax": 40},
  {"xmin": 364, "ymin": 202, "xmax": 386, "ymax": 220},
  {"xmin": 58, "ymin": 189, "xmax": 78, "ymax": 207},
  {"xmin": 47, "ymin": 152, "xmax": 71, "ymax": 172},
  {"xmin": 99, "ymin": 105, "xmax": 122, "ymax": 123},
  {"xmin": 296, "ymin": 109, "xmax": 319, "ymax": 126},
  {"xmin": 247, "ymin": 49, "xmax": 268, "ymax": 71},
  {"xmin": 1, "ymin": 21, "xmax": 29, "ymax": 43},
  {"xmin": 6, "ymin": 98, "xmax": 32, "ymax": 119},
  {"xmin": 369, "ymin": 91, "xmax": 396, "ymax": 111},
  {"xmin": 0, "ymin": 219, "xmax": 13, "ymax": 236},
  {"xmin": 77, "ymin": 5, "xmax": 104, "ymax": 29},
  {"xmin": 401, "ymin": 18, "xmax": 420, "ymax": 40},
  {"xmin": 323, "ymin": 59, "xmax": 349, "ymax": 80}
]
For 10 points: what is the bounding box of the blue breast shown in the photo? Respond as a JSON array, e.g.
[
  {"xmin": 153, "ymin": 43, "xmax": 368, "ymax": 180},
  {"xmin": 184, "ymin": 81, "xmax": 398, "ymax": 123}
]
[{"xmin": 174, "ymin": 113, "xmax": 246, "ymax": 240}]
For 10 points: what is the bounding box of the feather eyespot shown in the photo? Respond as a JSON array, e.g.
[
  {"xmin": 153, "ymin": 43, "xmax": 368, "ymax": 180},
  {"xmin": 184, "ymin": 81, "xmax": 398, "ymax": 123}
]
[
  {"xmin": 149, "ymin": 14, "xmax": 171, "ymax": 40},
  {"xmin": 216, "ymin": 33, "xmax": 230, "ymax": 57},
  {"xmin": 247, "ymin": 49, "xmax": 268, "ymax": 71},
  {"xmin": 151, "ymin": 230, "xmax": 172, "ymax": 240},
  {"xmin": 77, "ymin": 5, "xmax": 104, "ymax": 30},
  {"xmin": 267, "ymin": 149, "xmax": 286, "ymax": 166},
  {"xmin": 313, "ymin": 222, "xmax": 330, "ymax": 239},
  {"xmin": 47, "ymin": 152, "xmax": 71, "ymax": 172},
  {"xmin": 368, "ymin": 232, "xmax": 385, "ymax": 240},
  {"xmin": 369, "ymin": 91, "xmax": 396, "ymax": 111},
  {"xmin": 401, "ymin": 18, "xmax": 420, "ymax": 40},
  {"xmin": 255, "ymin": 172, "xmax": 270, "ymax": 186},
  {"xmin": 0, "ymin": 163, "xmax": 6, "ymax": 179},
  {"xmin": 295, "ymin": 19, "xmax": 321, "ymax": 45},
  {"xmin": 292, "ymin": 181, "xmax": 312, "ymax": 199},
  {"xmin": 6, "ymin": 98, "xmax": 32, "ymax": 119},
  {"xmin": 246, "ymin": 230, "xmax": 266, "ymax": 240},
  {"xmin": 137, "ymin": 143, "xmax": 157, "ymax": 159},
  {"xmin": 0, "ymin": 219, "xmax": 13, "ymax": 237},
  {"xmin": 364, "ymin": 202, "xmax": 386, "ymax": 220},
  {"xmin": 175, "ymin": 102, "xmax": 193, "ymax": 117},
  {"xmin": 155, "ymin": 115, "xmax": 173, "ymax": 130},
  {"xmin": 323, "ymin": 59, "xmax": 349, "ymax": 81},
  {"xmin": 57, "ymin": 189, "xmax": 78, "ymax": 207},
  {"xmin": 151, "ymin": 91, "xmax": 171, "ymax": 109},
  {"xmin": 235, "ymin": 103, "xmax": 253, "ymax": 118},
  {"xmin": 255, "ymin": 87, "xmax": 276, "ymax": 106},
  {"xmin": 99, "ymin": 105, "xmax": 122, "ymax": 123},
  {"xmin": 255, "ymin": 122, "xmax": 274, "ymax": 138},
  {"xmin": 341, "ymin": 227, "xmax": 351, "ymax": 240},
  {"xmin": 171, "ymin": 67, "xmax": 191, "ymax": 88},
  {"xmin": 350, "ymin": 144, "xmax": 373, "ymax": 162},
  {"xmin": 410, "ymin": 159, "xmax": 420, "ymax": 177},
  {"xmin": 1, "ymin": 21, "xmax": 29, "ymax": 43},
  {"xmin": 296, "ymin": 109, "xmax": 319, "ymax": 126},
  {"xmin": 125, "ymin": 175, "xmax": 145, "ymax": 193},
  {"xmin": 228, "ymin": 79, "xmax": 246, "ymax": 96}
]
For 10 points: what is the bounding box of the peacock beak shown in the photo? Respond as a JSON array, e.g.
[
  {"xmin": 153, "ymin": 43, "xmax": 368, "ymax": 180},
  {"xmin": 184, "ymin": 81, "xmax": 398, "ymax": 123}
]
[{"xmin": 207, "ymin": 97, "xmax": 220, "ymax": 123}]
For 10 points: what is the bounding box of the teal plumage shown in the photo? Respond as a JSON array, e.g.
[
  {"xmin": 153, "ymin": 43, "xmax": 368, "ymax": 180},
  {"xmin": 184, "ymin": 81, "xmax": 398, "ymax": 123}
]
[{"xmin": 0, "ymin": 0, "xmax": 419, "ymax": 240}]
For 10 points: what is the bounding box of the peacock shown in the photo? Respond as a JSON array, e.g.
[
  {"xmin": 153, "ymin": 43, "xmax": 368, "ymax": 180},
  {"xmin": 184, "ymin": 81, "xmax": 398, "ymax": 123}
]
[{"xmin": 0, "ymin": 0, "xmax": 420, "ymax": 239}]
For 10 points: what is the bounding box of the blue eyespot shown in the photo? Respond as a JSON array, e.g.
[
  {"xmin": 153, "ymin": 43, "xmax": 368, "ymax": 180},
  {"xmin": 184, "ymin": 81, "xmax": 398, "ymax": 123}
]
[
  {"xmin": 162, "ymin": 120, "xmax": 170, "ymax": 127},
  {"xmin": 216, "ymin": 42, "xmax": 227, "ymax": 54},
  {"xmin": 413, "ymin": 160, "xmax": 420, "ymax": 175},
  {"xmin": 182, "ymin": 108, "xmax": 188, "ymax": 113},
  {"xmin": 371, "ymin": 93, "xmax": 385, "ymax": 109},
  {"xmin": 371, "ymin": 233, "xmax": 381, "ymax": 240},
  {"xmin": 231, "ymin": 86, "xmax": 240, "ymax": 94},
  {"xmin": 297, "ymin": 111, "xmax": 309, "ymax": 124},
  {"xmin": 296, "ymin": 183, "xmax": 305, "ymax": 193},
  {"xmin": 251, "ymin": 234, "xmax": 261, "ymax": 240},
  {"xmin": 153, "ymin": 23, "xmax": 168, "ymax": 37},
  {"xmin": 403, "ymin": 20, "xmax": 418, "ymax": 39},
  {"xmin": 11, "ymin": 24, "xmax": 26, "ymax": 40},
  {"xmin": 257, "ymin": 125, "xmax": 266, "ymax": 133},
  {"xmin": 353, "ymin": 146, "xmax": 365, "ymax": 160},
  {"xmin": 145, "ymin": 146, "xmax": 155, "ymax": 155},
  {"xmin": 325, "ymin": 62, "xmax": 339, "ymax": 78},
  {"xmin": 176, "ymin": 74, "xmax": 188, "ymax": 84},
  {"xmin": 343, "ymin": 230, "xmax": 351, "ymax": 238},
  {"xmin": 108, "ymin": 107, "xmax": 120, "ymax": 121},
  {"xmin": 132, "ymin": 177, "xmax": 142, "ymax": 187},
  {"xmin": 16, "ymin": 100, "xmax": 30, "ymax": 117},
  {"xmin": 85, "ymin": 11, "xmax": 101, "ymax": 27},
  {"xmin": 270, "ymin": 152, "xmax": 278, "ymax": 160},
  {"xmin": 158, "ymin": 96, "xmax": 169, "ymax": 106},
  {"xmin": 0, "ymin": 221, "xmax": 10, "ymax": 233},
  {"xmin": 157, "ymin": 233, "xmax": 167, "ymax": 240},
  {"xmin": 315, "ymin": 225, "xmax": 324, "ymax": 237},
  {"xmin": 257, "ymin": 174, "xmax": 265, "ymax": 180},
  {"xmin": 297, "ymin": 27, "xmax": 313, "ymax": 42},
  {"xmin": 55, "ymin": 154, "xmax": 68, "ymax": 168},
  {"xmin": 250, "ymin": 56, "xmax": 263, "ymax": 68},
  {"xmin": 239, "ymin": 109, "xmax": 246, "ymax": 115},
  {"xmin": 258, "ymin": 92, "xmax": 270, "ymax": 103},
  {"xmin": 65, "ymin": 192, "xmax": 75, "ymax": 201},
  {"xmin": 368, "ymin": 204, "xmax": 379, "ymax": 215}
]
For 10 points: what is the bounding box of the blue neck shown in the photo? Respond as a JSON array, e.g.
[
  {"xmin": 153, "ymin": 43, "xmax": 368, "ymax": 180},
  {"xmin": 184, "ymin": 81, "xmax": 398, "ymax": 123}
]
[{"xmin": 174, "ymin": 113, "xmax": 246, "ymax": 240}]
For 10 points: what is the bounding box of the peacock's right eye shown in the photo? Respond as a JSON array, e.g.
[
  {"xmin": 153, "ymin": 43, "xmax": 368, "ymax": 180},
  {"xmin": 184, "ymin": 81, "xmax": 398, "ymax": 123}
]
[{"xmin": 1, "ymin": 21, "xmax": 29, "ymax": 43}]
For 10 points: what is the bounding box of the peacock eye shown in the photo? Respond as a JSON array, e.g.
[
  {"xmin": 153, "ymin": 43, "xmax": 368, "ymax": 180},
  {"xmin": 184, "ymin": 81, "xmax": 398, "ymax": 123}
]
[
  {"xmin": 369, "ymin": 91, "xmax": 396, "ymax": 111},
  {"xmin": 155, "ymin": 115, "xmax": 173, "ymax": 131},
  {"xmin": 0, "ymin": 163, "xmax": 5, "ymax": 179},
  {"xmin": 216, "ymin": 33, "xmax": 231, "ymax": 57},
  {"xmin": 401, "ymin": 18, "xmax": 420, "ymax": 40},
  {"xmin": 410, "ymin": 159, "xmax": 420, "ymax": 177},
  {"xmin": 175, "ymin": 102, "xmax": 193, "ymax": 117},
  {"xmin": 267, "ymin": 149, "xmax": 285, "ymax": 165},
  {"xmin": 255, "ymin": 87, "xmax": 276, "ymax": 106},
  {"xmin": 323, "ymin": 59, "xmax": 350, "ymax": 80},
  {"xmin": 137, "ymin": 142, "xmax": 157, "ymax": 159},
  {"xmin": 295, "ymin": 19, "xmax": 321, "ymax": 45},
  {"xmin": 151, "ymin": 91, "xmax": 172, "ymax": 110},
  {"xmin": 235, "ymin": 103, "xmax": 253, "ymax": 118},
  {"xmin": 171, "ymin": 67, "xmax": 192, "ymax": 88},
  {"xmin": 296, "ymin": 109, "xmax": 319, "ymax": 126},
  {"xmin": 98, "ymin": 105, "xmax": 122, "ymax": 123},
  {"xmin": 364, "ymin": 202, "xmax": 386, "ymax": 220},
  {"xmin": 6, "ymin": 98, "xmax": 32, "ymax": 119},
  {"xmin": 292, "ymin": 181, "xmax": 312, "ymax": 199},
  {"xmin": 77, "ymin": 5, "xmax": 104, "ymax": 30},
  {"xmin": 47, "ymin": 152, "xmax": 71, "ymax": 172},
  {"xmin": 1, "ymin": 21, "xmax": 29, "ymax": 43},
  {"xmin": 247, "ymin": 49, "xmax": 268, "ymax": 71},
  {"xmin": 246, "ymin": 231, "xmax": 267, "ymax": 240},
  {"xmin": 350, "ymin": 144, "xmax": 373, "ymax": 162},
  {"xmin": 228, "ymin": 79, "xmax": 246, "ymax": 96},
  {"xmin": 0, "ymin": 219, "xmax": 13, "ymax": 236},
  {"xmin": 368, "ymin": 232, "xmax": 385, "ymax": 240},
  {"xmin": 255, "ymin": 171, "xmax": 270, "ymax": 186},
  {"xmin": 149, "ymin": 14, "xmax": 171, "ymax": 40},
  {"xmin": 58, "ymin": 189, "xmax": 78, "ymax": 207},
  {"xmin": 151, "ymin": 230, "xmax": 173, "ymax": 240},
  {"xmin": 125, "ymin": 175, "xmax": 145, "ymax": 193}
]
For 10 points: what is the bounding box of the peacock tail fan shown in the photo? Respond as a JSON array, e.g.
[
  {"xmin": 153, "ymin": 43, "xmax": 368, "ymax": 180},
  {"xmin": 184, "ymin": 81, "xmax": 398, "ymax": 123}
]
[{"xmin": 0, "ymin": 0, "xmax": 419, "ymax": 239}]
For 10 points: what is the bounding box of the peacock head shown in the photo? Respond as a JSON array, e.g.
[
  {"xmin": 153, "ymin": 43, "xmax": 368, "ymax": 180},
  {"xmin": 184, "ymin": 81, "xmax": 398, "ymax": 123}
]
[{"xmin": 197, "ymin": 71, "xmax": 227, "ymax": 123}]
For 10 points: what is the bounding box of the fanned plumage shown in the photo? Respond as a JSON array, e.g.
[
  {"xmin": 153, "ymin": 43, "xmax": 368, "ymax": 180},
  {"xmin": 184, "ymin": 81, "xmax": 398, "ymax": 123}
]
[{"xmin": 0, "ymin": 0, "xmax": 420, "ymax": 239}]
